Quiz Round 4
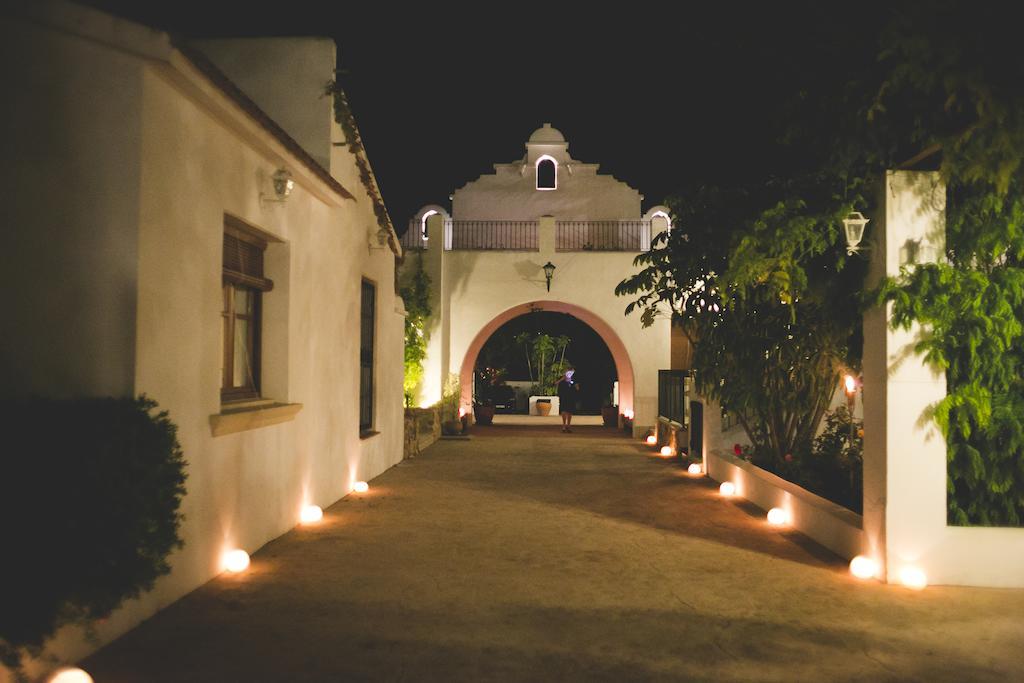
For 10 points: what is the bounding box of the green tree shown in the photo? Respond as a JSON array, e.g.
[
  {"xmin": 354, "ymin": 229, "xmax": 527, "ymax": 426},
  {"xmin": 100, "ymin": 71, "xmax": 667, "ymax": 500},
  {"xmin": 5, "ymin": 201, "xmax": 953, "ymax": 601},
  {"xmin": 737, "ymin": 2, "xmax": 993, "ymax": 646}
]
[
  {"xmin": 872, "ymin": 1, "xmax": 1024, "ymax": 525},
  {"xmin": 399, "ymin": 251, "xmax": 431, "ymax": 405},
  {"xmin": 514, "ymin": 332, "xmax": 571, "ymax": 395}
]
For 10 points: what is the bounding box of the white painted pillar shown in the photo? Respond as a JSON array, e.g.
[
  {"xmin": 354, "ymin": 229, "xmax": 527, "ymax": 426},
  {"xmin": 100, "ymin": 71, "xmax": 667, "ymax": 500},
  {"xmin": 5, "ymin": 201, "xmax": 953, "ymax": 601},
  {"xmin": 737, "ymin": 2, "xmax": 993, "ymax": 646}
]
[
  {"xmin": 863, "ymin": 170, "xmax": 947, "ymax": 582},
  {"xmin": 417, "ymin": 212, "xmax": 447, "ymax": 406}
]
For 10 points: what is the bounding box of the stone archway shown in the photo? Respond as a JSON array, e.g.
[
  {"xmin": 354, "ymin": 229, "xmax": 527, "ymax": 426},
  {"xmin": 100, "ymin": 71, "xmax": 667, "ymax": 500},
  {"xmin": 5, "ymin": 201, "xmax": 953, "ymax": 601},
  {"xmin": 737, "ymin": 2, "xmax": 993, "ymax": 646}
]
[{"xmin": 459, "ymin": 300, "xmax": 635, "ymax": 419}]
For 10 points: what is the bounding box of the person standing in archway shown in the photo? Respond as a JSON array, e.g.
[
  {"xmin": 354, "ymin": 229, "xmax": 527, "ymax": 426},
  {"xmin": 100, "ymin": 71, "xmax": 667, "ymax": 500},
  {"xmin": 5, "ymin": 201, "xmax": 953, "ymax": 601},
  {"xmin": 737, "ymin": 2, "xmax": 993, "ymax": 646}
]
[{"xmin": 557, "ymin": 367, "xmax": 579, "ymax": 433}]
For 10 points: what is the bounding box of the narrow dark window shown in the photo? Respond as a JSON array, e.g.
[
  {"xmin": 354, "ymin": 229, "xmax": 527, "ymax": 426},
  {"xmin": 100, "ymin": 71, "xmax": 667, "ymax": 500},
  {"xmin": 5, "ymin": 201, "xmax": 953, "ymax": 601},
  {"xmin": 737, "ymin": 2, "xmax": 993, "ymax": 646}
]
[
  {"xmin": 221, "ymin": 218, "xmax": 273, "ymax": 402},
  {"xmin": 359, "ymin": 280, "xmax": 376, "ymax": 432},
  {"xmin": 536, "ymin": 158, "xmax": 556, "ymax": 189}
]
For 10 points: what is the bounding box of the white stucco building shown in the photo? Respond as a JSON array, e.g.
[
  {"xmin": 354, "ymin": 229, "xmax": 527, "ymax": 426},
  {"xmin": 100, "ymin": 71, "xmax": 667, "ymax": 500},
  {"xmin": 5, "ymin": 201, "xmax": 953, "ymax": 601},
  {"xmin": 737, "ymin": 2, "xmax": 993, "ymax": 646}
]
[
  {"xmin": 1, "ymin": 2, "xmax": 404, "ymax": 678},
  {"xmin": 402, "ymin": 124, "xmax": 676, "ymax": 435}
]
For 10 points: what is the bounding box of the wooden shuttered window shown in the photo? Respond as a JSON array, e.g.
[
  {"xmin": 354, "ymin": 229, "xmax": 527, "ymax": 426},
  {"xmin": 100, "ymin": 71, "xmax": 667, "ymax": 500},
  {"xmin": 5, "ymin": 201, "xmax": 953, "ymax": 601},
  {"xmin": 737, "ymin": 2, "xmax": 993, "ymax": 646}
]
[
  {"xmin": 359, "ymin": 280, "xmax": 375, "ymax": 432},
  {"xmin": 222, "ymin": 217, "xmax": 272, "ymax": 402}
]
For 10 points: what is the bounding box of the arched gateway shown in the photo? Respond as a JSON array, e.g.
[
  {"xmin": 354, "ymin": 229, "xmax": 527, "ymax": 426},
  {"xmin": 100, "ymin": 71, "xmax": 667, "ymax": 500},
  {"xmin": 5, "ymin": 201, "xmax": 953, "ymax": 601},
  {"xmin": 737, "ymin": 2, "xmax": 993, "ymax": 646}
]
[{"xmin": 400, "ymin": 124, "xmax": 672, "ymax": 436}]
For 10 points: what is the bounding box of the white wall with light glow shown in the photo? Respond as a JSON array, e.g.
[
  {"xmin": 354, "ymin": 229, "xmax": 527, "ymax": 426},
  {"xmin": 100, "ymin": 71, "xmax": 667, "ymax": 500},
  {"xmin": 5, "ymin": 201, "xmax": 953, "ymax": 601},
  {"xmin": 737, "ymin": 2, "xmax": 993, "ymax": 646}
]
[{"xmin": 1, "ymin": 6, "xmax": 404, "ymax": 681}]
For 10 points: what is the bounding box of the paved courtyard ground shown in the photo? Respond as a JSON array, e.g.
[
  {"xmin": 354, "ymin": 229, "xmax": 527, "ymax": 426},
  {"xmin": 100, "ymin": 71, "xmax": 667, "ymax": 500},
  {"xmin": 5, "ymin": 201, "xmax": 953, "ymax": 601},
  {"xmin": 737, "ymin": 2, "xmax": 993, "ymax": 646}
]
[{"xmin": 84, "ymin": 424, "xmax": 1024, "ymax": 681}]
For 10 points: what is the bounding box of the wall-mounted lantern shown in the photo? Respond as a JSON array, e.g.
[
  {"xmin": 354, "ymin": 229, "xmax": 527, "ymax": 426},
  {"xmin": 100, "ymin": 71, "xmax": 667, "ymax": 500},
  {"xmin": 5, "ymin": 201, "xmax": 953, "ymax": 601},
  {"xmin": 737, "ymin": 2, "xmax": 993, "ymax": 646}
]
[
  {"xmin": 262, "ymin": 168, "xmax": 295, "ymax": 204},
  {"xmin": 542, "ymin": 261, "xmax": 556, "ymax": 291},
  {"xmin": 842, "ymin": 211, "xmax": 869, "ymax": 254}
]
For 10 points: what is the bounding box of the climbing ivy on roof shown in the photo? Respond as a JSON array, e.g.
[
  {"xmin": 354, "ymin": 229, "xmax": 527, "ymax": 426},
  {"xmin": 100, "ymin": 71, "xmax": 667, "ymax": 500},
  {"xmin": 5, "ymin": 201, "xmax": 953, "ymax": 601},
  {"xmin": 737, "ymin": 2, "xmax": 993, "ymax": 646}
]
[{"xmin": 324, "ymin": 80, "xmax": 392, "ymax": 234}]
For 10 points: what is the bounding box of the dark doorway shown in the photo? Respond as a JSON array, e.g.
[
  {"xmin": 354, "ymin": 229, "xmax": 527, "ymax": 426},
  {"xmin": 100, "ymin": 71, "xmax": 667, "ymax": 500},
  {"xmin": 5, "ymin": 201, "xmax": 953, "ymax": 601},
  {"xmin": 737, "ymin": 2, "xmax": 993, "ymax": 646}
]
[{"xmin": 475, "ymin": 311, "xmax": 617, "ymax": 414}]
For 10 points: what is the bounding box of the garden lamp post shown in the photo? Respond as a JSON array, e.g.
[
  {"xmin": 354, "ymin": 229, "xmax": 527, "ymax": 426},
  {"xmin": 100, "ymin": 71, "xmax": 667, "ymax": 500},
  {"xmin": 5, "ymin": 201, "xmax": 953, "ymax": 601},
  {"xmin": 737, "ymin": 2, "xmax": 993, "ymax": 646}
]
[
  {"xmin": 542, "ymin": 261, "xmax": 556, "ymax": 291},
  {"xmin": 842, "ymin": 211, "xmax": 869, "ymax": 255}
]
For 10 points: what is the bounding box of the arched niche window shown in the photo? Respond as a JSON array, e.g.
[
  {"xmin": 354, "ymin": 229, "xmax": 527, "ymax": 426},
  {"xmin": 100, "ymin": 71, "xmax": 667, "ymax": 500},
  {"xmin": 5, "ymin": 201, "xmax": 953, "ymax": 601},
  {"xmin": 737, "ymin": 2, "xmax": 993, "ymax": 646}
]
[{"xmin": 536, "ymin": 156, "xmax": 557, "ymax": 190}]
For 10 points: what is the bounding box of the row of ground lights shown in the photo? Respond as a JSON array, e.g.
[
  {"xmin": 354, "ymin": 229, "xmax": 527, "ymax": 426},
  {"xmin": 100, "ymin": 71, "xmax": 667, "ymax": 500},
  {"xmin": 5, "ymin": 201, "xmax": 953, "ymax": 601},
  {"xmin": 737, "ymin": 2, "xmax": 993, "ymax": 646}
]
[
  {"xmin": 643, "ymin": 432, "xmax": 928, "ymax": 590},
  {"xmin": 50, "ymin": 479, "xmax": 373, "ymax": 682}
]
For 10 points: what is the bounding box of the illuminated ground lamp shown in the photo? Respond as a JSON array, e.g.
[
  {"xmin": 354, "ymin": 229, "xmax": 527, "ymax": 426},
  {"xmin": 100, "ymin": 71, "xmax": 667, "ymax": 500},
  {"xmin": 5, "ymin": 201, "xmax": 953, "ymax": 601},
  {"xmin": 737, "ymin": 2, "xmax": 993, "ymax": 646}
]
[
  {"xmin": 622, "ymin": 410, "xmax": 634, "ymax": 420},
  {"xmin": 223, "ymin": 549, "xmax": 250, "ymax": 573},
  {"xmin": 660, "ymin": 446, "xmax": 674, "ymax": 457},
  {"xmin": 849, "ymin": 555, "xmax": 879, "ymax": 580},
  {"xmin": 645, "ymin": 434, "xmax": 657, "ymax": 446},
  {"xmin": 47, "ymin": 668, "xmax": 94, "ymax": 683},
  {"xmin": 719, "ymin": 481, "xmax": 736, "ymax": 496},
  {"xmin": 458, "ymin": 406, "xmax": 467, "ymax": 418},
  {"xmin": 353, "ymin": 481, "xmax": 369, "ymax": 493},
  {"xmin": 300, "ymin": 504, "xmax": 323, "ymax": 524},
  {"xmin": 844, "ymin": 374, "xmax": 857, "ymax": 395},
  {"xmin": 687, "ymin": 463, "xmax": 703, "ymax": 476},
  {"xmin": 766, "ymin": 507, "xmax": 789, "ymax": 526},
  {"xmin": 898, "ymin": 566, "xmax": 928, "ymax": 590}
]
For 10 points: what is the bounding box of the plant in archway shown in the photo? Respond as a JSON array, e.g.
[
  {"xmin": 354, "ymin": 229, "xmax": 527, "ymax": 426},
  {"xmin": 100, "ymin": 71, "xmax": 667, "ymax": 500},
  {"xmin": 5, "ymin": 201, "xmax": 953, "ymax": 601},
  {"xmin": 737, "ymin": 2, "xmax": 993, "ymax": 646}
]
[
  {"xmin": 0, "ymin": 396, "xmax": 187, "ymax": 672},
  {"xmin": 514, "ymin": 332, "xmax": 572, "ymax": 395}
]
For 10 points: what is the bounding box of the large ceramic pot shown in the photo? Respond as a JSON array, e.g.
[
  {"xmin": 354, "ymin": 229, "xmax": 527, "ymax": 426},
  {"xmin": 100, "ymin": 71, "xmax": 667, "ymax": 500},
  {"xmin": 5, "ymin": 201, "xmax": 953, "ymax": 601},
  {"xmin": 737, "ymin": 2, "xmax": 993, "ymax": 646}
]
[
  {"xmin": 441, "ymin": 419, "xmax": 463, "ymax": 436},
  {"xmin": 475, "ymin": 405, "xmax": 495, "ymax": 425},
  {"xmin": 536, "ymin": 400, "xmax": 552, "ymax": 416},
  {"xmin": 601, "ymin": 406, "xmax": 618, "ymax": 427}
]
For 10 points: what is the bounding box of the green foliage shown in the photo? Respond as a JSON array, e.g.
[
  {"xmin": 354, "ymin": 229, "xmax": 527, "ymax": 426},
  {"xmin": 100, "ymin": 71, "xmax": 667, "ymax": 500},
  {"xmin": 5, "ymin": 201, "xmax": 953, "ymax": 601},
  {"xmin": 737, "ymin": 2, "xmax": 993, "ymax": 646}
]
[
  {"xmin": 399, "ymin": 252, "xmax": 432, "ymax": 405},
  {"xmin": 513, "ymin": 332, "xmax": 571, "ymax": 395},
  {"xmin": 872, "ymin": 4, "xmax": 1024, "ymax": 525},
  {"xmin": 617, "ymin": 177, "xmax": 866, "ymax": 463},
  {"xmin": 0, "ymin": 396, "xmax": 187, "ymax": 671},
  {"xmin": 750, "ymin": 407, "xmax": 864, "ymax": 513},
  {"xmin": 879, "ymin": 181, "xmax": 1024, "ymax": 525},
  {"xmin": 324, "ymin": 81, "xmax": 392, "ymax": 233},
  {"xmin": 439, "ymin": 373, "xmax": 461, "ymax": 422}
]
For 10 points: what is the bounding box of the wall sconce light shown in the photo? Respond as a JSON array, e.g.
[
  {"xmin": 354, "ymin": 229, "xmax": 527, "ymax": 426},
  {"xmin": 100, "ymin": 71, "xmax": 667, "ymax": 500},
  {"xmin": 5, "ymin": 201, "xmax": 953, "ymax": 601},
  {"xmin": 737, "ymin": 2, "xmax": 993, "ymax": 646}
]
[
  {"xmin": 842, "ymin": 211, "xmax": 869, "ymax": 255},
  {"xmin": 370, "ymin": 225, "xmax": 390, "ymax": 249},
  {"xmin": 899, "ymin": 238, "xmax": 940, "ymax": 266},
  {"xmin": 262, "ymin": 168, "xmax": 294, "ymax": 204},
  {"xmin": 542, "ymin": 261, "xmax": 556, "ymax": 291}
]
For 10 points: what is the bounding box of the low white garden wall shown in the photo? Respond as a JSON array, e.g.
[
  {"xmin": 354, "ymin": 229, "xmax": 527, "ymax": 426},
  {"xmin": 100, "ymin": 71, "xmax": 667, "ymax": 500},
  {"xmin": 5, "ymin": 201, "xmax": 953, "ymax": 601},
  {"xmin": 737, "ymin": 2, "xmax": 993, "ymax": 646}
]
[{"xmin": 705, "ymin": 449, "xmax": 865, "ymax": 560}]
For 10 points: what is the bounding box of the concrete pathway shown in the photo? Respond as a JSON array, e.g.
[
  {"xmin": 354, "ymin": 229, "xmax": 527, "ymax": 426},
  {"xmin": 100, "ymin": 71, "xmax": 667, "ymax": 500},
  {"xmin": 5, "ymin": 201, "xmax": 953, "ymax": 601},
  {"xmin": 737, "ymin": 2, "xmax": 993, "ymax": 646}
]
[{"xmin": 84, "ymin": 428, "xmax": 1024, "ymax": 681}]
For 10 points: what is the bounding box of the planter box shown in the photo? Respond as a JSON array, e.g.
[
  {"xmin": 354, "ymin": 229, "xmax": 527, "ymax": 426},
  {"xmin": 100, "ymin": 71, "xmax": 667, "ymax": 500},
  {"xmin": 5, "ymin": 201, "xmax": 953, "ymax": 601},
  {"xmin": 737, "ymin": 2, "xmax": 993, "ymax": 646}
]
[{"xmin": 528, "ymin": 396, "xmax": 560, "ymax": 415}]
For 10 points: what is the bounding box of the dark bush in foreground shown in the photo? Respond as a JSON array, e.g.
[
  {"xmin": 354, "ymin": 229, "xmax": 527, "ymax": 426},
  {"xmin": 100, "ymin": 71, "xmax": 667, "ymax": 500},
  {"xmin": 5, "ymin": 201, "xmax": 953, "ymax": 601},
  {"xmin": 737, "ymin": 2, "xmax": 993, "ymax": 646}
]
[{"xmin": 0, "ymin": 396, "xmax": 187, "ymax": 670}]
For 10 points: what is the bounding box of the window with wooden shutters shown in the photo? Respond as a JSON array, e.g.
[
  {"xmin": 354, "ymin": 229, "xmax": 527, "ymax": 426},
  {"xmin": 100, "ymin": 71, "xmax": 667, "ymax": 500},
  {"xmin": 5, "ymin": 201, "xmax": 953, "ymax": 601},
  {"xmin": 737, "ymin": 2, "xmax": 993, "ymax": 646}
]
[
  {"xmin": 222, "ymin": 217, "xmax": 273, "ymax": 402},
  {"xmin": 359, "ymin": 280, "xmax": 375, "ymax": 432}
]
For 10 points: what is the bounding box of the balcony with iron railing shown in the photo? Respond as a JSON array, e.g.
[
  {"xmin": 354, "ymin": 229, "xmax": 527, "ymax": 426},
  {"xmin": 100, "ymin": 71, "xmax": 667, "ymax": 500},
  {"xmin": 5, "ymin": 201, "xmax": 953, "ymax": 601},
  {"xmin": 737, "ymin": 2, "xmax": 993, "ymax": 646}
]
[{"xmin": 401, "ymin": 219, "xmax": 658, "ymax": 252}]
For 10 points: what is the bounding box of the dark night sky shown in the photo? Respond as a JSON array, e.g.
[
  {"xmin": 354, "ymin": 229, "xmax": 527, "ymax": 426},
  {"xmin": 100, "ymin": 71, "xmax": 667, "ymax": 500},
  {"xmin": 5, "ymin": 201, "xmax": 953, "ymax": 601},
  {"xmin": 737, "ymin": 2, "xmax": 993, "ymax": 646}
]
[{"xmin": 85, "ymin": 1, "xmax": 887, "ymax": 231}]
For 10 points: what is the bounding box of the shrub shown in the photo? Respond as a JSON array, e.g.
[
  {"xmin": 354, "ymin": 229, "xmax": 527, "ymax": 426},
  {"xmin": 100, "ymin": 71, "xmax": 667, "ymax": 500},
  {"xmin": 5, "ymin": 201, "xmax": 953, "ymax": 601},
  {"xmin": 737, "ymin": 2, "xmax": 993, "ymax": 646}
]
[
  {"xmin": 749, "ymin": 407, "xmax": 863, "ymax": 513},
  {"xmin": 0, "ymin": 396, "xmax": 188, "ymax": 671}
]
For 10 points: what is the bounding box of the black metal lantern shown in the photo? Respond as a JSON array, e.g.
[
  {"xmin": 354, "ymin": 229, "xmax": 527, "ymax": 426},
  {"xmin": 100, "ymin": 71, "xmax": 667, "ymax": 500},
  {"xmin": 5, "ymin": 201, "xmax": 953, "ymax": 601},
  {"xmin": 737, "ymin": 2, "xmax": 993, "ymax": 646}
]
[{"xmin": 542, "ymin": 261, "xmax": 556, "ymax": 291}]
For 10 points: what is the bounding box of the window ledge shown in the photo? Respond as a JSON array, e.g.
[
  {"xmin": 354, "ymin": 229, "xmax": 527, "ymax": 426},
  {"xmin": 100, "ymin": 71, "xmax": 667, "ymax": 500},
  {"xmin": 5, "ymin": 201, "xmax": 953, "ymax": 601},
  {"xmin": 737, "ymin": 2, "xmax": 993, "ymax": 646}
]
[
  {"xmin": 210, "ymin": 401, "xmax": 303, "ymax": 437},
  {"xmin": 360, "ymin": 430, "xmax": 380, "ymax": 440}
]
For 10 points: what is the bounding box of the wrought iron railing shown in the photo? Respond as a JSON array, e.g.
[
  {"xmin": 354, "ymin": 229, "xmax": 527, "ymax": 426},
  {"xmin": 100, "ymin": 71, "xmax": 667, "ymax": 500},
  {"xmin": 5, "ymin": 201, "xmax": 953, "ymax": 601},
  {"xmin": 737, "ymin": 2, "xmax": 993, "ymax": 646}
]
[
  {"xmin": 401, "ymin": 220, "xmax": 428, "ymax": 250},
  {"xmin": 556, "ymin": 221, "xmax": 648, "ymax": 251},
  {"xmin": 401, "ymin": 218, "xmax": 655, "ymax": 251},
  {"xmin": 450, "ymin": 221, "xmax": 538, "ymax": 250}
]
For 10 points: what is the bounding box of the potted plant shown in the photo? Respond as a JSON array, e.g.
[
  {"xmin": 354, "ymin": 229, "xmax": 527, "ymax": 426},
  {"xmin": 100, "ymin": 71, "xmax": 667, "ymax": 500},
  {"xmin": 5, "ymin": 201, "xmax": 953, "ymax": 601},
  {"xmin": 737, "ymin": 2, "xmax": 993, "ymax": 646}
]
[
  {"xmin": 440, "ymin": 373, "xmax": 463, "ymax": 435},
  {"xmin": 601, "ymin": 397, "xmax": 618, "ymax": 427},
  {"xmin": 474, "ymin": 398, "xmax": 495, "ymax": 425}
]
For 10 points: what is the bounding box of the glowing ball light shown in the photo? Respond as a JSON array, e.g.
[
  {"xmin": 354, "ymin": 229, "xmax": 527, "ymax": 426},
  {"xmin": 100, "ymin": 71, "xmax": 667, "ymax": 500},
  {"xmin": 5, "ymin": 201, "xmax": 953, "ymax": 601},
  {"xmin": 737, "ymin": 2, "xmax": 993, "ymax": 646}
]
[
  {"xmin": 47, "ymin": 668, "xmax": 93, "ymax": 683},
  {"xmin": 766, "ymin": 507, "xmax": 789, "ymax": 526},
  {"xmin": 660, "ymin": 446, "xmax": 674, "ymax": 457},
  {"xmin": 899, "ymin": 566, "xmax": 928, "ymax": 590},
  {"xmin": 844, "ymin": 374, "xmax": 857, "ymax": 395},
  {"xmin": 687, "ymin": 463, "xmax": 702, "ymax": 476},
  {"xmin": 719, "ymin": 482, "xmax": 736, "ymax": 496},
  {"xmin": 645, "ymin": 435, "xmax": 657, "ymax": 445},
  {"xmin": 223, "ymin": 549, "xmax": 250, "ymax": 573},
  {"xmin": 353, "ymin": 481, "xmax": 369, "ymax": 493},
  {"xmin": 849, "ymin": 555, "xmax": 878, "ymax": 580},
  {"xmin": 300, "ymin": 505, "xmax": 323, "ymax": 524}
]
